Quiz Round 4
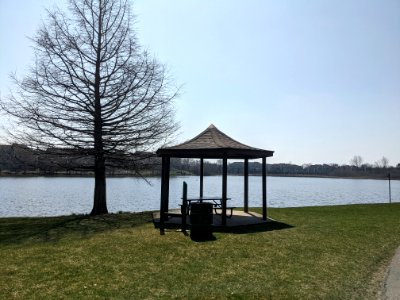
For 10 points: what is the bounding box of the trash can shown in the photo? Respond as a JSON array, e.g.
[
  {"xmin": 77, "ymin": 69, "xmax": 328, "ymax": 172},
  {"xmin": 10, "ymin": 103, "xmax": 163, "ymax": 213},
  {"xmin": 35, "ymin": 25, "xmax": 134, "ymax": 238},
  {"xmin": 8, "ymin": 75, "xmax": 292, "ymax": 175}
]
[{"xmin": 190, "ymin": 202, "xmax": 213, "ymax": 240}]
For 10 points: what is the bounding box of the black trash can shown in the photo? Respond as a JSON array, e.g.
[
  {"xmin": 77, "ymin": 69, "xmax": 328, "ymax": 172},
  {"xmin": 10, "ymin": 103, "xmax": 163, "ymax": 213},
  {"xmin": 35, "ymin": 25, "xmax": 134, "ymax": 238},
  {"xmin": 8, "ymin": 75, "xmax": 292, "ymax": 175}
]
[{"xmin": 190, "ymin": 202, "xmax": 213, "ymax": 240}]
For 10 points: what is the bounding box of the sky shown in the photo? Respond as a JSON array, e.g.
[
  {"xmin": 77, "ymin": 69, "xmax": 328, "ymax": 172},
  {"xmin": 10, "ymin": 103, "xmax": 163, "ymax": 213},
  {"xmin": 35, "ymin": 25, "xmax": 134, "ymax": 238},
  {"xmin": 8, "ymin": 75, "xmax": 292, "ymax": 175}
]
[{"xmin": 0, "ymin": 0, "xmax": 399, "ymax": 166}]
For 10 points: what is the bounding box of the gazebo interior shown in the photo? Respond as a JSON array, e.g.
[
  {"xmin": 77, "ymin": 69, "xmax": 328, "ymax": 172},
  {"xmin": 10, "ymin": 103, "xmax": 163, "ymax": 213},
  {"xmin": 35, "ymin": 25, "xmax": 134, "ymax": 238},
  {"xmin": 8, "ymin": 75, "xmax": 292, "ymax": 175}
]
[{"xmin": 155, "ymin": 124, "xmax": 274, "ymax": 234}]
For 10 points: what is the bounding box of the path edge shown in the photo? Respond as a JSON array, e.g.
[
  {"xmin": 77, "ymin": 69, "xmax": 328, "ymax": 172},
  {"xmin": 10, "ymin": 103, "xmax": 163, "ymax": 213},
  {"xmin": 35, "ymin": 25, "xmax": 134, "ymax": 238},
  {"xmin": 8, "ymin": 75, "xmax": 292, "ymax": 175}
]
[{"xmin": 381, "ymin": 246, "xmax": 400, "ymax": 300}]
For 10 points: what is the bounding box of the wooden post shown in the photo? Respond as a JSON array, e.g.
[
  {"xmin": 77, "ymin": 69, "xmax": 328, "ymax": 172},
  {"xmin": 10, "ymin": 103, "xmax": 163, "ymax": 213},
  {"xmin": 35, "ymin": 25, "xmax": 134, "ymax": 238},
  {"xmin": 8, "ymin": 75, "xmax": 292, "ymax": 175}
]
[
  {"xmin": 165, "ymin": 157, "xmax": 170, "ymax": 213},
  {"xmin": 159, "ymin": 156, "xmax": 170, "ymax": 234},
  {"xmin": 200, "ymin": 158, "xmax": 204, "ymax": 198},
  {"xmin": 182, "ymin": 181, "xmax": 187, "ymax": 233},
  {"xmin": 262, "ymin": 157, "xmax": 267, "ymax": 221},
  {"xmin": 244, "ymin": 158, "xmax": 249, "ymax": 213},
  {"xmin": 222, "ymin": 157, "xmax": 228, "ymax": 225}
]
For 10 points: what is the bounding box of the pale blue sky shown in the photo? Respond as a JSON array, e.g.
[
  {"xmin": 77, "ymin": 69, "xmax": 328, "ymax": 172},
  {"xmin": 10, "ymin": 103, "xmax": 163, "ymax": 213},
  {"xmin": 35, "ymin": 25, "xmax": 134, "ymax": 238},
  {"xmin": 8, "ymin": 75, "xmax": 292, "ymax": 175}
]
[{"xmin": 0, "ymin": 0, "xmax": 399, "ymax": 165}]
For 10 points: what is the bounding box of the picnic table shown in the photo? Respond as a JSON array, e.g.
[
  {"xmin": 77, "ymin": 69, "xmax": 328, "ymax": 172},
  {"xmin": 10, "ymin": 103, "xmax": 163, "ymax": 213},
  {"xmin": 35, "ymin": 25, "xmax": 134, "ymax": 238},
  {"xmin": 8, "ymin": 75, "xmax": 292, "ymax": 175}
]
[
  {"xmin": 176, "ymin": 182, "xmax": 236, "ymax": 233},
  {"xmin": 181, "ymin": 196, "xmax": 234, "ymax": 217}
]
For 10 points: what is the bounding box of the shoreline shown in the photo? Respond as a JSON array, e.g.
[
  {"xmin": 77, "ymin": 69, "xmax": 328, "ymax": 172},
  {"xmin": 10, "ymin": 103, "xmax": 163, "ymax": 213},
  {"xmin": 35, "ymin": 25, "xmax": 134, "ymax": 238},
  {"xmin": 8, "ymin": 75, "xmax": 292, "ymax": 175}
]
[
  {"xmin": 1, "ymin": 203, "xmax": 399, "ymax": 220},
  {"xmin": 0, "ymin": 173, "xmax": 398, "ymax": 181}
]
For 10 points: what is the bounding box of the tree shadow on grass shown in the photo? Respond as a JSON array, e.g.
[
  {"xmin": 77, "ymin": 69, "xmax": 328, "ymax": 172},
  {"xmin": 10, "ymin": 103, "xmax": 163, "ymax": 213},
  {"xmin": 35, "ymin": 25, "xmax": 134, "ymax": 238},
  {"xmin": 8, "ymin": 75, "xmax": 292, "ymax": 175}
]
[{"xmin": 0, "ymin": 212, "xmax": 154, "ymax": 246}]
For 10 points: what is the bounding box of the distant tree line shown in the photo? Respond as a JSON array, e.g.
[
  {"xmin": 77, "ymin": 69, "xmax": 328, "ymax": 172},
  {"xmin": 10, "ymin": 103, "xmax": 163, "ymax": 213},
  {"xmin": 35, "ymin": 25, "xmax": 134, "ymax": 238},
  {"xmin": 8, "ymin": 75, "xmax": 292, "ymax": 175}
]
[
  {"xmin": 0, "ymin": 144, "xmax": 156, "ymax": 176},
  {"xmin": 172, "ymin": 157, "xmax": 400, "ymax": 180},
  {"xmin": 1, "ymin": 145, "xmax": 398, "ymax": 180}
]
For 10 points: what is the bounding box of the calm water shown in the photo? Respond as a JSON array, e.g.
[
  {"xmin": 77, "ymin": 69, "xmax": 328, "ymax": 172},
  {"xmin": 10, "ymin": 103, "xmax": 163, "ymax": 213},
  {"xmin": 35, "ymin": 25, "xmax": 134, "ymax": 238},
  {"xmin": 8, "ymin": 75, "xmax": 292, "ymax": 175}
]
[{"xmin": 0, "ymin": 176, "xmax": 399, "ymax": 217}]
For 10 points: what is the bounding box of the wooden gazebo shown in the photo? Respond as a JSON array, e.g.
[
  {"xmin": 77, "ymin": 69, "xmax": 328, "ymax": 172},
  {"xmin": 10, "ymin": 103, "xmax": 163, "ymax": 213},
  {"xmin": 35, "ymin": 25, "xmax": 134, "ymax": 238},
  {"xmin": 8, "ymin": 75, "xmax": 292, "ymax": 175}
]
[{"xmin": 156, "ymin": 124, "xmax": 274, "ymax": 233}]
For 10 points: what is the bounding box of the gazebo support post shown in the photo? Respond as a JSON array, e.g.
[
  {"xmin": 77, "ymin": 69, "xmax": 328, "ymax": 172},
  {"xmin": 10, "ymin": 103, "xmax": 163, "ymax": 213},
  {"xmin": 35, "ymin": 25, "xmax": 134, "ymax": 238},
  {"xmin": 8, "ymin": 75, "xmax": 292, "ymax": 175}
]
[
  {"xmin": 244, "ymin": 158, "xmax": 249, "ymax": 213},
  {"xmin": 262, "ymin": 157, "xmax": 267, "ymax": 221},
  {"xmin": 222, "ymin": 157, "xmax": 228, "ymax": 225},
  {"xmin": 181, "ymin": 181, "xmax": 188, "ymax": 233},
  {"xmin": 159, "ymin": 156, "xmax": 170, "ymax": 234},
  {"xmin": 200, "ymin": 158, "xmax": 204, "ymax": 198}
]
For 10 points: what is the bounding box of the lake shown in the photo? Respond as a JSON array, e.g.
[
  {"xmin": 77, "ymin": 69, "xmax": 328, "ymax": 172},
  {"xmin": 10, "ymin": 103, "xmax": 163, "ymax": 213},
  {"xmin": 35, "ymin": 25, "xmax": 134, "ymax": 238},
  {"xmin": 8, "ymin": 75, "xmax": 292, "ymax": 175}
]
[{"xmin": 0, "ymin": 176, "xmax": 398, "ymax": 217}]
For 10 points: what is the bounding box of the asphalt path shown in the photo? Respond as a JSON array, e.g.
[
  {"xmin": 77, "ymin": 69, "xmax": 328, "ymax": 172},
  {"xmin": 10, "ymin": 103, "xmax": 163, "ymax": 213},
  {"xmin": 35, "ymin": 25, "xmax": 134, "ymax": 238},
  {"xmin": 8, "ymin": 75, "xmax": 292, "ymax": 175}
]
[{"xmin": 383, "ymin": 247, "xmax": 400, "ymax": 300}]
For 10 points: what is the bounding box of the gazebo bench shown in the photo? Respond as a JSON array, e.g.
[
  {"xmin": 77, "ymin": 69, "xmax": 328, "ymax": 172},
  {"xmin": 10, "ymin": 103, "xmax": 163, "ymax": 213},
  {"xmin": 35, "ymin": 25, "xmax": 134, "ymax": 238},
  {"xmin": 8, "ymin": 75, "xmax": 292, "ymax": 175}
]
[
  {"xmin": 165, "ymin": 212, "xmax": 184, "ymax": 218},
  {"xmin": 180, "ymin": 202, "xmax": 235, "ymax": 219},
  {"xmin": 213, "ymin": 205, "xmax": 235, "ymax": 218}
]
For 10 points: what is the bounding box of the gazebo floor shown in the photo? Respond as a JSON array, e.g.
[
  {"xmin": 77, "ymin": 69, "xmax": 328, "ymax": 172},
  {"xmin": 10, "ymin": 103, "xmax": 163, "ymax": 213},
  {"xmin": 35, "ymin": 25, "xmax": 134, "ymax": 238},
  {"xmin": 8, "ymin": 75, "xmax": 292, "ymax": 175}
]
[{"xmin": 153, "ymin": 209, "xmax": 274, "ymax": 229}]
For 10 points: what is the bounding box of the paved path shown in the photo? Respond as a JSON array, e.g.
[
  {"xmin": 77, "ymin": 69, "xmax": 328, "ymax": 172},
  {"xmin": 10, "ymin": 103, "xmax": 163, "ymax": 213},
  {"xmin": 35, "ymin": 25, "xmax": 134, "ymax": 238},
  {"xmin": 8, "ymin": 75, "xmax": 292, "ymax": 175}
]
[{"xmin": 383, "ymin": 247, "xmax": 400, "ymax": 300}]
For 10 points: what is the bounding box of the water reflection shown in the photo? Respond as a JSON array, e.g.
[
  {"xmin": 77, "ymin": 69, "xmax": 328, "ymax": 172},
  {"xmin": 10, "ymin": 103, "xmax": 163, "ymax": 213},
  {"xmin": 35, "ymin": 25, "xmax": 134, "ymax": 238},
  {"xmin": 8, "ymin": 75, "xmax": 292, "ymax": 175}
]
[{"xmin": 0, "ymin": 176, "xmax": 398, "ymax": 217}]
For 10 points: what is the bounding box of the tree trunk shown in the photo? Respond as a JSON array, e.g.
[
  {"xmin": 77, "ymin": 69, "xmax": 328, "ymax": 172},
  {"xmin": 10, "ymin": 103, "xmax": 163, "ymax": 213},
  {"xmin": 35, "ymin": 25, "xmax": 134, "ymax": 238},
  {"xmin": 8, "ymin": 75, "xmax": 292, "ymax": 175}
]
[
  {"xmin": 90, "ymin": 155, "xmax": 108, "ymax": 215},
  {"xmin": 90, "ymin": 4, "xmax": 107, "ymax": 216}
]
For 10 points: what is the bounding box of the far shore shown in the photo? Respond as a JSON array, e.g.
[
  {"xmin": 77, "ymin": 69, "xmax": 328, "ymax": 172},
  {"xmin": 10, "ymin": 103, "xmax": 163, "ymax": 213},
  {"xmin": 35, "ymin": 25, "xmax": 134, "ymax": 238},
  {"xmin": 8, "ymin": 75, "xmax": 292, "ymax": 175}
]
[{"xmin": 0, "ymin": 172, "xmax": 398, "ymax": 180}]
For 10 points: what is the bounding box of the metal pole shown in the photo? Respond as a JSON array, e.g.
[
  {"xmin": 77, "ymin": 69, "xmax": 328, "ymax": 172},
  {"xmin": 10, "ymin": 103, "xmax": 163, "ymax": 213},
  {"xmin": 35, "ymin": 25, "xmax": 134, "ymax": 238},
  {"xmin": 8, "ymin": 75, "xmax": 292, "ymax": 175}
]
[
  {"xmin": 244, "ymin": 158, "xmax": 249, "ymax": 213},
  {"xmin": 388, "ymin": 173, "xmax": 392, "ymax": 204}
]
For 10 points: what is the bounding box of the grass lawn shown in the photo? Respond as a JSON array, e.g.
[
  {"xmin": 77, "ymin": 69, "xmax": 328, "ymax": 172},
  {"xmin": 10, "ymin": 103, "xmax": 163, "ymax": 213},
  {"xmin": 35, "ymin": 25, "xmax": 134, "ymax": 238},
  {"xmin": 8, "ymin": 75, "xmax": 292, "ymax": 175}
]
[{"xmin": 1, "ymin": 203, "xmax": 400, "ymax": 299}]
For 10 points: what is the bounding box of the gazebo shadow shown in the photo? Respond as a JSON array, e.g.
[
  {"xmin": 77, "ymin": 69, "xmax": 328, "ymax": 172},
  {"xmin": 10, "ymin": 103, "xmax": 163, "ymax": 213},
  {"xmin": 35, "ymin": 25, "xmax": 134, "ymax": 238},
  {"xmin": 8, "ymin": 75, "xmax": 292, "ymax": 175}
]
[
  {"xmin": 189, "ymin": 220, "xmax": 293, "ymax": 241},
  {"xmin": 153, "ymin": 210, "xmax": 293, "ymax": 236},
  {"xmin": 213, "ymin": 220, "xmax": 293, "ymax": 234}
]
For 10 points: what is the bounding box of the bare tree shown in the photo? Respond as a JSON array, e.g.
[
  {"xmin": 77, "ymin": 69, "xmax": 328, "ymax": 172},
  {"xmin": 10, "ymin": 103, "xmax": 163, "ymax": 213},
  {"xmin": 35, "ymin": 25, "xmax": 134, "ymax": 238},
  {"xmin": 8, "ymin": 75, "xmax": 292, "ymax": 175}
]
[
  {"xmin": 375, "ymin": 156, "xmax": 389, "ymax": 169},
  {"xmin": 0, "ymin": 0, "xmax": 178, "ymax": 215},
  {"xmin": 350, "ymin": 155, "xmax": 363, "ymax": 168},
  {"xmin": 381, "ymin": 156, "xmax": 389, "ymax": 168}
]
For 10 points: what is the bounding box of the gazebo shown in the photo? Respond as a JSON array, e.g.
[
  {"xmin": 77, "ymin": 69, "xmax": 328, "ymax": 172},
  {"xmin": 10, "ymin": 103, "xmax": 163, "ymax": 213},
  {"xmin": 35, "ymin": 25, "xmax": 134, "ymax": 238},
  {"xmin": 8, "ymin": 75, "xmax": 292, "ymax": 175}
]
[{"xmin": 156, "ymin": 124, "xmax": 274, "ymax": 233}]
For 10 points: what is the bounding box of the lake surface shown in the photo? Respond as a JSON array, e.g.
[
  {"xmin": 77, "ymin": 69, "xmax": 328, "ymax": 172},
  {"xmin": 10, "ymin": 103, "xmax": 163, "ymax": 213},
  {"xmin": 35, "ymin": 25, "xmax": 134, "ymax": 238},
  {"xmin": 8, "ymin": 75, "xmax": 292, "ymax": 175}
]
[{"xmin": 0, "ymin": 176, "xmax": 399, "ymax": 217}]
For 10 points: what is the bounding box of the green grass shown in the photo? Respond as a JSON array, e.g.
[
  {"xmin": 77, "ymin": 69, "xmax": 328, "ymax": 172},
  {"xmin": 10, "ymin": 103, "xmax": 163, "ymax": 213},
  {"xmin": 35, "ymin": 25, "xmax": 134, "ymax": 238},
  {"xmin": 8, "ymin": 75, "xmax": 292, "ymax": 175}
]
[{"xmin": 1, "ymin": 204, "xmax": 400, "ymax": 299}]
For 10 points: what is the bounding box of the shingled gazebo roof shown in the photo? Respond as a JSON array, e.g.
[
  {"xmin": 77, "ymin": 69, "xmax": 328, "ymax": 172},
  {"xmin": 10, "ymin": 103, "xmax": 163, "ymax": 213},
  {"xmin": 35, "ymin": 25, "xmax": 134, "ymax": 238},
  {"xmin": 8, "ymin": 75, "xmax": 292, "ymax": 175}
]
[{"xmin": 156, "ymin": 124, "xmax": 274, "ymax": 159}]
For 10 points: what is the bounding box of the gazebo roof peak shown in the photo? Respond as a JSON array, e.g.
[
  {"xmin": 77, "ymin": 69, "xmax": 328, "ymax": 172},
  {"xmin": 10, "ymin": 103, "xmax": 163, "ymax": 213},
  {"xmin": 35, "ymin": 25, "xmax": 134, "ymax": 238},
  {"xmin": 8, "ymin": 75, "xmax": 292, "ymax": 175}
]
[{"xmin": 157, "ymin": 124, "xmax": 274, "ymax": 159}]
